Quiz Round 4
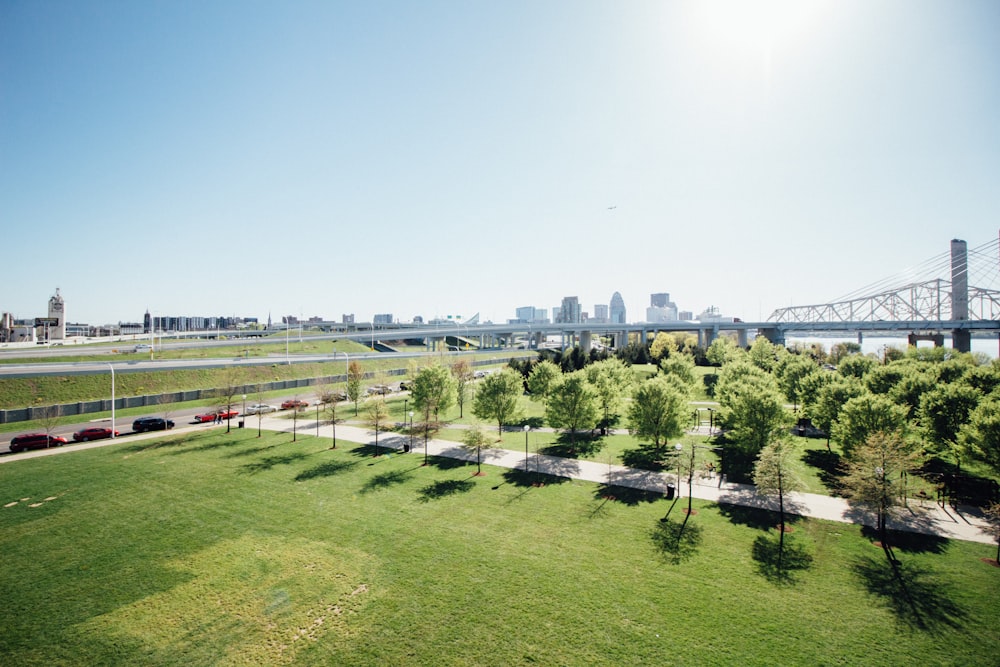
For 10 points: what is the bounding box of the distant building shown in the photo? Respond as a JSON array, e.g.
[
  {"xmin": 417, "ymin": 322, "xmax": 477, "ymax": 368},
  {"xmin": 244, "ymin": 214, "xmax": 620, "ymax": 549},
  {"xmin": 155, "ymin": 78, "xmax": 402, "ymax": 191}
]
[
  {"xmin": 342, "ymin": 314, "xmax": 355, "ymax": 324},
  {"xmin": 592, "ymin": 304, "xmax": 609, "ymax": 323},
  {"xmin": 373, "ymin": 313, "xmax": 393, "ymax": 325},
  {"xmin": 678, "ymin": 311, "xmax": 693, "ymax": 321},
  {"xmin": 650, "ymin": 293, "xmax": 670, "ymax": 308},
  {"xmin": 609, "ymin": 292, "xmax": 626, "ymax": 324},
  {"xmin": 552, "ymin": 306, "xmax": 561, "ymax": 323},
  {"xmin": 42, "ymin": 288, "xmax": 66, "ymax": 341},
  {"xmin": 558, "ymin": 296, "xmax": 581, "ymax": 324},
  {"xmin": 413, "ymin": 315, "xmax": 424, "ymax": 324}
]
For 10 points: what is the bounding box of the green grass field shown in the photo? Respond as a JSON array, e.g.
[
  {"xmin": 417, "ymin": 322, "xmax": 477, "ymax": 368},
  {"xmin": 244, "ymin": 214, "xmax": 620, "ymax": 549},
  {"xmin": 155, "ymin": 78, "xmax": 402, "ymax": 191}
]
[{"xmin": 1, "ymin": 429, "xmax": 997, "ymax": 666}]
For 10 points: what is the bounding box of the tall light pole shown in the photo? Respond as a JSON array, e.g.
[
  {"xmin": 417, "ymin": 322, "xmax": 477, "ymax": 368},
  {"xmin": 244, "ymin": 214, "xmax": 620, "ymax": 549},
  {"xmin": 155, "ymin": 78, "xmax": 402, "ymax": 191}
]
[
  {"xmin": 674, "ymin": 442, "xmax": 683, "ymax": 499},
  {"xmin": 107, "ymin": 363, "xmax": 115, "ymax": 438},
  {"xmin": 242, "ymin": 394, "xmax": 247, "ymax": 429},
  {"xmin": 523, "ymin": 425, "xmax": 530, "ymax": 473},
  {"xmin": 408, "ymin": 410, "xmax": 414, "ymax": 452}
]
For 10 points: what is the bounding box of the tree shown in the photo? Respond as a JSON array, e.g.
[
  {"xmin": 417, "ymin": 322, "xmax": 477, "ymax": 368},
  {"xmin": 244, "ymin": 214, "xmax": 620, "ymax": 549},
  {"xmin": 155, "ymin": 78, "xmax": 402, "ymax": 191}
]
[
  {"xmin": 658, "ymin": 353, "xmax": 697, "ymax": 394},
  {"xmin": 805, "ymin": 376, "xmax": 865, "ymax": 450},
  {"xmin": 347, "ymin": 360, "xmax": 365, "ymax": 415},
  {"xmin": 461, "ymin": 422, "xmax": 491, "ymax": 475},
  {"xmin": 753, "ymin": 440, "xmax": 805, "ymax": 567},
  {"xmin": 837, "ymin": 354, "xmax": 878, "ymax": 380},
  {"xmin": 958, "ymin": 397, "xmax": 1000, "ymax": 476},
  {"xmin": 841, "ymin": 431, "xmax": 920, "ymax": 553},
  {"xmin": 585, "ymin": 357, "xmax": 634, "ymax": 434},
  {"xmin": 829, "ymin": 342, "xmax": 861, "ymax": 364},
  {"xmin": 714, "ymin": 361, "xmax": 771, "ymax": 408},
  {"xmin": 919, "ymin": 383, "xmax": 980, "ymax": 472},
  {"xmin": 775, "ymin": 354, "xmax": 819, "ymax": 411},
  {"xmin": 748, "ymin": 336, "xmax": 777, "ymax": 372},
  {"xmin": 411, "ymin": 364, "xmax": 456, "ymax": 424},
  {"xmin": 545, "ymin": 372, "xmax": 600, "ymax": 445},
  {"xmin": 832, "ymin": 393, "xmax": 908, "ymax": 458},
  {"xmin": 365, "ymin": 396, "xmax": 390, "ymax": 456},
  {"xmin": 213, "ymin": 370, "xmax": 245, "ymax": 434},
  {"xmin": 317, "ymin": 387, "xmax": 343, "ymax": 449},
  {"xmin": 527, "ymin": 359, "xmax": 561, "ymax": 405},
  {"xmin": 706, "ymin": 336, "xmax": 741, "ymax": 366},
  {"xmin": 451, "ymin": 359, "xmax": 473, "ymax": 418},
  {"xmin": 717, "ymin": 373, "xmax": 788, "ymax": 457},
  {"xmin": 627, "ymin": 376, "xmax": 688, "ymax": 458},
  {"xmin": 472, "ymin": 367, "xmax": 524, "ymax": 435},
  {"xmin": 649, "ymin": 331, "xmax": 678, "ymax": 363}
]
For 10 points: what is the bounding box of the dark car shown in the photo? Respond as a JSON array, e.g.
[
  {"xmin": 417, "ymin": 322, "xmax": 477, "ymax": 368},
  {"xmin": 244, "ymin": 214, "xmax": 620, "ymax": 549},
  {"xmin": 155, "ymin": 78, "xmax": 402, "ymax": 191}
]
[
  {"xmin": 280, "ymin": 399, "xmax": 309, "ymax": 410},
  {"xmin": 9, "ymin": 433, "xmax": 68, "ymax": 453},
  {"xmin": 72, "ymin": 427, "xmax": 119, "ymax": 442},
  {"xmin": 132, "ymin": 417, "xmax": 175, "ymax": 433},
  {"xmin": 791, "ymin": 418, "xmax": 827, "ymax": 439}
]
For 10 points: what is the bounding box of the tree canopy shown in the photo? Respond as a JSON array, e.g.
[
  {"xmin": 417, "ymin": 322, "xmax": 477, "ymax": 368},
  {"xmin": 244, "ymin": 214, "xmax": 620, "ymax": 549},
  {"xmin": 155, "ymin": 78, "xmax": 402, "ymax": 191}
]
[{"xmin": 472, "ymin": 367, "xmax": 524, "ymax": 434}]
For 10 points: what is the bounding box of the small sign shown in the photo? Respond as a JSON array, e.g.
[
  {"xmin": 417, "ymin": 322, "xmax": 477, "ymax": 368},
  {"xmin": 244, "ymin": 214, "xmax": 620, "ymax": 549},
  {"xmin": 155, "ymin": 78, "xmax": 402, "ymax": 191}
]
[{"xmin": 35, "ymin": 317, "xmax": 59, "ymax": 326}]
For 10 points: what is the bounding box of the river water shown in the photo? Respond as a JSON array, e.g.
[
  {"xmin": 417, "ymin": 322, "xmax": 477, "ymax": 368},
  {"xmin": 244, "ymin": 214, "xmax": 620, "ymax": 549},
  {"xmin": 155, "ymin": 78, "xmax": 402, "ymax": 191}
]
[{"xmin": 785, "ymin": 335, "xmax": 1000, "ymax": 359}]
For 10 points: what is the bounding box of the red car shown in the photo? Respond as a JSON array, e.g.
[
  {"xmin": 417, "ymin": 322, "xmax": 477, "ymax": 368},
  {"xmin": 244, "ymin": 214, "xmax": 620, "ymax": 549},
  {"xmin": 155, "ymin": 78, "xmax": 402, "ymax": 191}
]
[
  {"xmin": 194, "ymin": 409, "xmax": 239, "ymax": 423},
  {"xmin": 72, "ymin": 427, "xmax": 119, "ymax": 442},
  {"xmin": 281, "ymin": 399, "xmax": 309, "ymax": 410},
  {"xmin": 9, "ymin": 433, "xmax": 68, "ymax": 453}
]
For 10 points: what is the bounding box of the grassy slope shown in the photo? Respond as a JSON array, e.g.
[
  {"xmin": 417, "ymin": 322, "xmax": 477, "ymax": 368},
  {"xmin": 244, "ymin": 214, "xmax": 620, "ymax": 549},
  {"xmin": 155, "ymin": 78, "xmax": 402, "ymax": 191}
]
[{"xmin": 1, "ymin": 430, "xmax": 996, "ymax": 666}]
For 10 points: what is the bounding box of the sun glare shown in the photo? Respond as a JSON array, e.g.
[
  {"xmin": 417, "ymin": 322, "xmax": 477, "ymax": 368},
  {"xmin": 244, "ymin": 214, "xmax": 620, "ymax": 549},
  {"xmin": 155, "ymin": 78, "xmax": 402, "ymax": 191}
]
[{"xmin": 688, "ymin": 0, "xmax": 832, "ymax": 81}]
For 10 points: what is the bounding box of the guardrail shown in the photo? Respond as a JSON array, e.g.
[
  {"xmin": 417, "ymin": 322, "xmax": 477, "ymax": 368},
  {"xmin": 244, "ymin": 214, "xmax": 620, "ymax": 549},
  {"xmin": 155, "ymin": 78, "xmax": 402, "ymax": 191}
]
[{"xmin": 0, "ymin": 360, "xmax": 497, "ymax": 425}]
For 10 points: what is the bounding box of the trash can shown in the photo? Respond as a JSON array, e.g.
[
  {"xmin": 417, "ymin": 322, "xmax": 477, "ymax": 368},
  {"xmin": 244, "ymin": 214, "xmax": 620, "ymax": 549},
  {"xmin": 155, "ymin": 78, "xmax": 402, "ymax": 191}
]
[
  {"xmin": 666, "ymin": 484, "xmax": 675, "ymax": 500},
  {"xmin": 403, "ymin": 444, "xmax": 410, "ymax": 453},
  {"xmin": 238, "ymin": 420, "xmax": 245, "ymax": 429}
]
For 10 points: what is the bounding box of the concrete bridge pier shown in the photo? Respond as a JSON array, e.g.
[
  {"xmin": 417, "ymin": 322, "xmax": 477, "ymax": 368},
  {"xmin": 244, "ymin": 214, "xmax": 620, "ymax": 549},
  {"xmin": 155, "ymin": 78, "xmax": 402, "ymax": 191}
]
[
  {"xmin": 758, "ymin": 327, "xmax": 785, "ymax": 347},
  {"xmin": 737, "ymin": 329, "xmax": 748, "ymax": 348},
  {"xmin": 580, "ymin": 330, "xmax": 593, "ymax": 353}
]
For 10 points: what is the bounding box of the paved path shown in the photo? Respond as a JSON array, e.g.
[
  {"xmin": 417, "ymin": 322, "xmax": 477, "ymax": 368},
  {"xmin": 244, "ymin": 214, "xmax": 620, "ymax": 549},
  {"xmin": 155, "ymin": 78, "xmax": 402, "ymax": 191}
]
[{"xmin": 259, "ymin": 416, "xmax": 996, "ymax": 546}]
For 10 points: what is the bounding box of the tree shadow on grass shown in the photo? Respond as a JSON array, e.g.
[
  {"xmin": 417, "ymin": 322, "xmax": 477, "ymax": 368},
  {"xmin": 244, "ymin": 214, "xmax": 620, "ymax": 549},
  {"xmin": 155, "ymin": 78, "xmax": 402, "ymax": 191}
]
[
  {"xmin": 620, "ymin": 445, "xmax": 670, "ymax": 472},
  {"xmin": 851, "ymin": 553, "xmax": 968, "ymax": 632},
  {"xmin": 751, "ymin": 532, "xmax": 813, "ymax": 585},
  {"xmin": 222, "ymin": 443, "xmax": 283, "ymax": 459},
  {"xmin": 361, "ymin": 469, "xmax": 415, "ymax": 494},
  {"xmin": 239, "ymin": 452, "xmax": 310, "ymax": 474},
  {"xmin": 417, "ymin": 478, "xmax": 475, "ymax": 502},
  {"xmin": 714, "ymin": 500, "xmax": 805, "ymax": 532},
  {"xmin": 802, "ymin": 448, "xmax": 846, "ymax": 494},
  {"xmin": 501, "ymin": 468, "xmax": 570, "ymax": 489},
  {"xmin": 294, "ymin": 459, "xmax": 359, "ymax": 482},
  {"xmin": 539, "ymin": 432, "xmax": 604, "ymax": 459},
  {"xmin": 594, "ymin": 484, "xmax": 664, "ymax": 507},
  {"xmin": 859, "ymin": 525, "xmax": 950, "ymax": 555},
  {"xmin": 651, "ymin": 516, "xmax": 703, "ymax": 564}
]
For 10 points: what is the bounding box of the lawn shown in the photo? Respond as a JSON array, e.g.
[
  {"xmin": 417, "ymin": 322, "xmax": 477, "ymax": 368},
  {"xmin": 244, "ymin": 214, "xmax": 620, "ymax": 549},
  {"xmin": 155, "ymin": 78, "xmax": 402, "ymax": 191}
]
[{"xmin": 1, "ymin": 430, "xmax": 997, "ymax": 666}]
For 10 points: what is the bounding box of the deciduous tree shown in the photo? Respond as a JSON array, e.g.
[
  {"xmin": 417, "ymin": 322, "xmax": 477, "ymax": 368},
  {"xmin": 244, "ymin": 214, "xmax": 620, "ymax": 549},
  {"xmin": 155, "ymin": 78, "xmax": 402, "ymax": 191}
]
[
  {"xmin": 347, "ymin": 360, "xmax": 365, "ymax": 415},
  {"xmin": 365, "ymin": 397, "xmax": 390, "ymax": 456},
  {"xmin": 472, "ymin": 367, "xmax": 524, "ymax": 435},
  {"xmin": 585, "ymin": 357, "xmax": 634, "ymax": 433},
  {"xmin": 545, "ymin": 372, "xmax": 600, "ymax": 445},
  {"xmin": 753, "ymin": 440, "xmax": 805, "ymax": 567},
  {"xmin": 451, "ymin": 359, "xmax": 473, "ymax": 418},
  {"xmin": 626, "ymin": 376, "xmax": 687, "ymax": 457},
  {"xmin": 527, "ymin": 359, "xmax": 561, "ymax": 405},
  {"xmin": 462, "ymin": 422, "xmax": 491, "ymax": 475},
  {"xmin": 832, "ymin": 393, "xmax": 908, "ymax": 458}
]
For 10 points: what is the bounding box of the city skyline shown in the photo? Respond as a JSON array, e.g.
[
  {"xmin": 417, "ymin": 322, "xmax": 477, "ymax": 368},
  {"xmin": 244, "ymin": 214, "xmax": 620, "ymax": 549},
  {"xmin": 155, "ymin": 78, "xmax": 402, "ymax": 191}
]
[{"xmin": 2, "ymin": 2, "xmax": 998, "ymax": 325}]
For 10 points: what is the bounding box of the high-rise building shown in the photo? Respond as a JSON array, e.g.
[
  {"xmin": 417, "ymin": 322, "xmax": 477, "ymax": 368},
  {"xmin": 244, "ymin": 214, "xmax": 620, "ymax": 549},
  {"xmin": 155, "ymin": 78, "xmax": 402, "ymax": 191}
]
[
  {"xmin": 516, "ymin": 306, "xmax": 536, "ymax": 323},
  {"xmin": 558, "ymin": 296, "xmax": 581, "ymax": 323},
  {"xmin": 650, "ymin": 293, "xmax": 670, "ymax": 308},
  {"xmin": 373, "ymin": 313, "xmax": 393, "ymax": 324},
  {"xmin": 593, "ymin": 304, "xmax": 609, "ymax": 322},
  {"xmin": 609, "ymin": 292, "xmax": 626, "ymax": 324}
]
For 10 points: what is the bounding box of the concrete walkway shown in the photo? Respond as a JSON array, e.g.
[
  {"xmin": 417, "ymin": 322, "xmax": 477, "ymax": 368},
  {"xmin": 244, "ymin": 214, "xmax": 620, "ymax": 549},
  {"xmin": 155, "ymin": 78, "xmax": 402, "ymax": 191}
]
[{"xmin": 259, "ymin": 416, "xmax": 996, "ymax": 546}]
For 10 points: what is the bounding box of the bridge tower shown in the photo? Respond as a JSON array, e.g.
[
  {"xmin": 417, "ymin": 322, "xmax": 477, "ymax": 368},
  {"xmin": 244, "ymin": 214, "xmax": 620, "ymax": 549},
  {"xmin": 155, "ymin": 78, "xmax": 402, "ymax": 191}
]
[{"xmin": 951, "ymin": 239, "xmax": 970, "ymax": 352}]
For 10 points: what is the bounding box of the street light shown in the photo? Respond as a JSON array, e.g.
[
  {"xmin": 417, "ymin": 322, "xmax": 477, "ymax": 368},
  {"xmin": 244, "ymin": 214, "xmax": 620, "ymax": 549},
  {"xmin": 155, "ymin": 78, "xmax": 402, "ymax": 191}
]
[
  {"xmin": 242, "ymin": 394, "xmax": 247, "ymax": 429},
  {"xmin": 674, "ymin": 443, "xmax": 683, "ymax": 498},
  {"xmin": 408, "ymin": 411, "xmax": 414, "ymax": 453},
  {"xmin": 107, "ymin": 363, "xmax": 115, "ymax": 438},
  {"xmin": 523, "ymin": 425, "xmax": 530, "ymax": 472}
]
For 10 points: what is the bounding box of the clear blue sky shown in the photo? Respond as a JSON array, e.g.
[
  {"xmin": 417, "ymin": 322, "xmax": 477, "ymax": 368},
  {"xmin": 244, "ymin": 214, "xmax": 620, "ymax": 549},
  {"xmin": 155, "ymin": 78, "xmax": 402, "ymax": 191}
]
[{"xmin": 2, "ymin": 1, "xmax": 998, "ymax": 326}]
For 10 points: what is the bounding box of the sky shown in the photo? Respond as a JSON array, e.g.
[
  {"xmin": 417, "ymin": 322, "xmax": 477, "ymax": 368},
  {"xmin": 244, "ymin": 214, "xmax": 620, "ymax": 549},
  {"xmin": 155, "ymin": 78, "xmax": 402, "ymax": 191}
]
[{"xmin": 2, "ymin": 0, "xmax": 999, "ymax": 326}]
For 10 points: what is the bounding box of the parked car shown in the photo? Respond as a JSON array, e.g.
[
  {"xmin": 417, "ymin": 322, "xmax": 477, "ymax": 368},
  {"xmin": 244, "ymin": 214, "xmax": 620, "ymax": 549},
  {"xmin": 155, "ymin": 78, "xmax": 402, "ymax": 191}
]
[
  {"xmin": 194, "ymin": 409, "xmax": 239, "ymax": 423},
  {"xmin": 245, "ymin": 404, "xmax": 277, "ymax": 415},
  {"xmin": 281, "ymin": 399, "xmax": 309, "ymax": 410},
  {"xmin": 132, "ymin": 417, "xmax": 175, "ymax": 433},
  {"xmin": 72, "ymin": 427, "xmax": 119, "ymax": 442},
  {"xmin": 366, "ymin": 385, "xmax": 391, "ymax": 396},
  {"xmin": 9, "ymin": 433, "xmax": 68, "ymax": 453}
]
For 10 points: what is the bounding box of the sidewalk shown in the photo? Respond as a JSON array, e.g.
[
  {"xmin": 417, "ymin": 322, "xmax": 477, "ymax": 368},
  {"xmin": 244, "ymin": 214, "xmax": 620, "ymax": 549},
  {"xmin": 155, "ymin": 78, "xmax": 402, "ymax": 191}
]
[{"xmin": 260, "ymin": 416, "xmax": 996, "ymax": 546}]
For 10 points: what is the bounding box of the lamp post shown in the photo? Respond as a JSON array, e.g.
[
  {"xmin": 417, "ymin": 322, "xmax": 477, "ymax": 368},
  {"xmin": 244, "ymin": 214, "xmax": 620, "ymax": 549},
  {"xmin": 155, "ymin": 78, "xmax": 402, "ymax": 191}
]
[
  {"xmin": 315, "ymin": 401, "xmax": 321, "ymax": 436},
  {"xmin": 408, "ymin": 411, "xmax": 414, "ymax": 452},
  {"xmin": 242, "ymin": 394, "xmax": 247, "ymax": 429},
  {"xmin": 107, "ymin": 363, "xmax": 115, "ymax": 438},
  {"xmin": 674, "ymin": 443, "xmax": 683, "ymax": 498},
  {"xmin": 523, "ymin": 425, "xmax": 530, "ymax": 473},
  {"xmin": 707, "ymin": 408, "xmax": 715, "ymax": 435},
  {"xmin": 875, "ymin": 465, "xmax": 887, "ymax": 543}
]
